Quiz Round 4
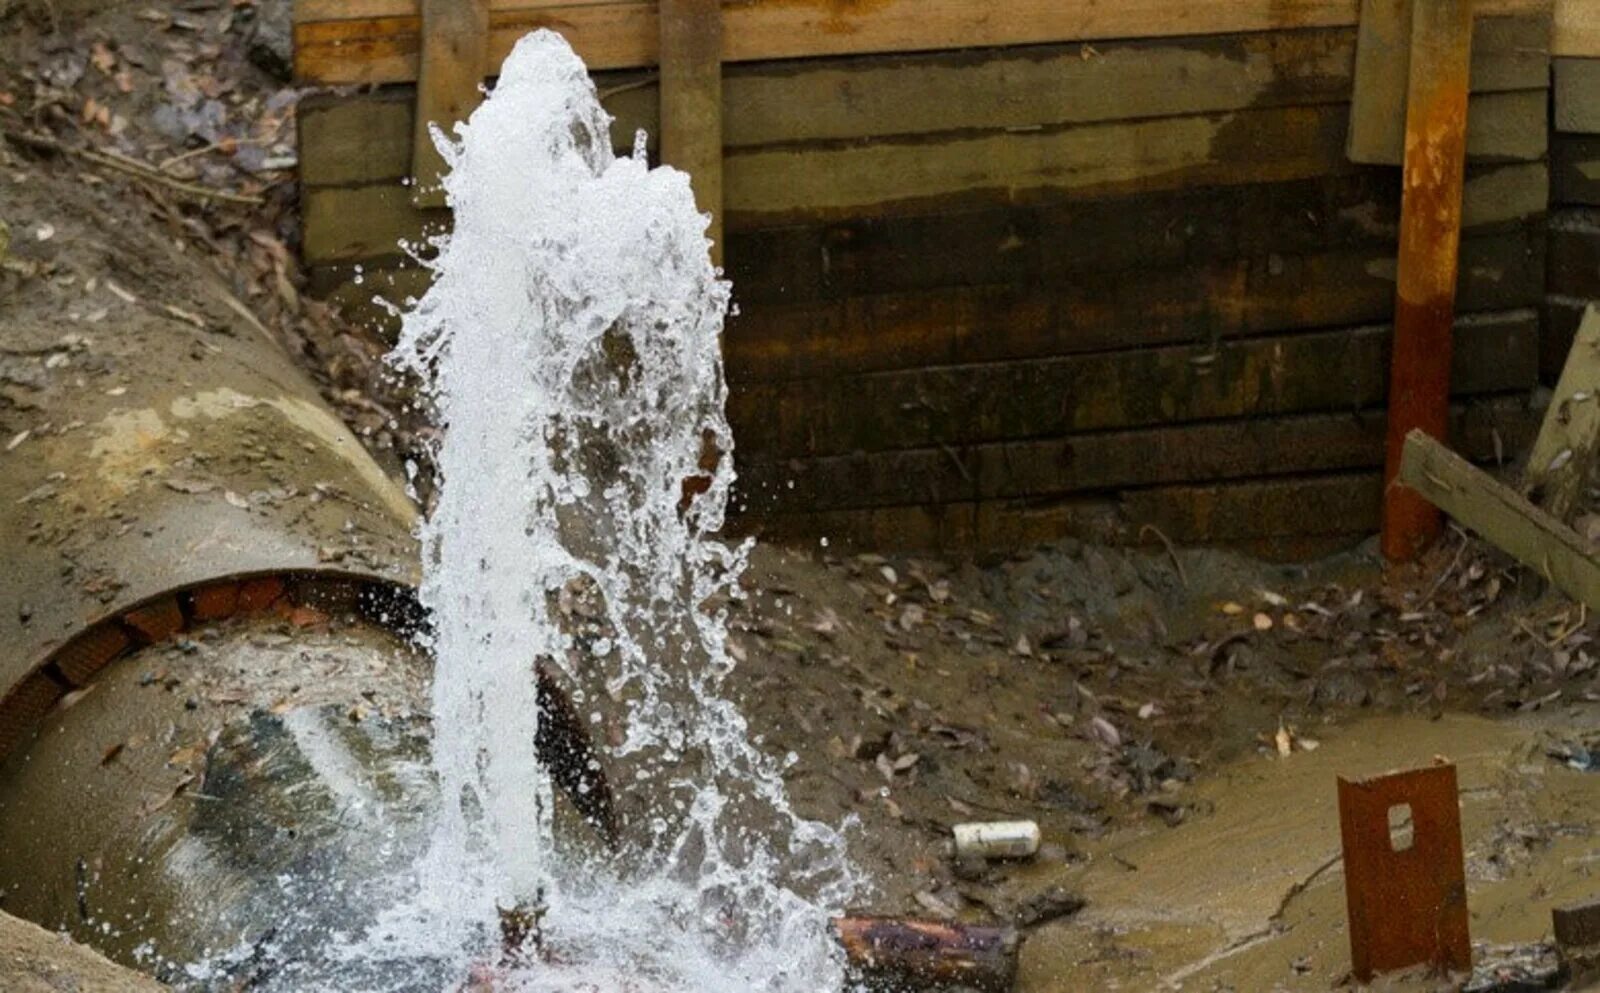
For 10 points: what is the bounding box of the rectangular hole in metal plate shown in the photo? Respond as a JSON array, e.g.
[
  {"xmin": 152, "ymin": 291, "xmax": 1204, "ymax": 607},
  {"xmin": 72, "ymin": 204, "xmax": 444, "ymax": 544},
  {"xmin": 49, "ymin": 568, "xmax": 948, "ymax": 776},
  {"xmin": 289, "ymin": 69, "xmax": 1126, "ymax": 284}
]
[{"xmin": 1389, "ymin": 803, "xmax": 1414, "ymax": 852}]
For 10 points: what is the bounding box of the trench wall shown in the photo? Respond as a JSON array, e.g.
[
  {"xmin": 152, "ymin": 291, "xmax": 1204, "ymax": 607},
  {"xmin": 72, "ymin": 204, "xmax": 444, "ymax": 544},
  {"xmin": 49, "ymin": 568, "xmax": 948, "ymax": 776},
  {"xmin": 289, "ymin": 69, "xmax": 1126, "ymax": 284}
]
[{"xmin": 295, "ymin": 3, "xmax": 1583, "ymax": 558}]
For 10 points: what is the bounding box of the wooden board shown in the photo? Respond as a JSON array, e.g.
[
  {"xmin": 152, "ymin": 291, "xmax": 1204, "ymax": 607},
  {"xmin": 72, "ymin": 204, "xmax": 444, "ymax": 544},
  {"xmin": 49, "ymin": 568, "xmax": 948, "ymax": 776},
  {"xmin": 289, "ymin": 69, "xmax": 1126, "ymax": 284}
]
[
  {"xmin": 1398, "ymin": 429, "xmax": 1600, "ymax": 612},
  {"xmin": 1348, "ymin": 0, "xmax": 1415, "ymax": 165},
  {"xmin": 1555, "ymin": 0, "xmax": 1600, "ymax": 57},
  {"xmin": 296, "ymin": 20, "xmax": 1548, "ymax": 191},
  {"xmin": 300, "ymin": 94, "xmax": 1546, "ymax": 264},
  {"xmin": 290, "ymin": 0, "xmax": 1552, "ymax": 83},
  {"xmin": 1548, "ymin": 210, "xmax": 1600, "ymax": 299},
  {"xmin": 1349, "ymin": 2, "xmax": 1549, "ymax": 164},
  {"xmin": 1556, "ymin": 58, "xmax": 1600, "ymax": 133},
  {"xmin": 727, "ymin": 308, "xmax": 1538, "ymax": 458},
  {"xmin": 738, "ymin": 396, "xmax": 1535, "ymax": 512},
  {"xmin": 1554, "ymin": 133, "xmax": 1600, "ymax": 205},
  {"xmin": 1526, "ymin": 306, "xmax": 1600, "ymax": 518}
]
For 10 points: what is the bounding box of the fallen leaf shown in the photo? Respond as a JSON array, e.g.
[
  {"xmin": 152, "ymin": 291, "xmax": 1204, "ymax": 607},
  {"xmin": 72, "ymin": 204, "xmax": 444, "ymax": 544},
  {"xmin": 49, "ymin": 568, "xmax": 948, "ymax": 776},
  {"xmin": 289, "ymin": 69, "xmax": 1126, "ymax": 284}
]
[
  {"xmin": 1220, "ymin": 601, "xmax": 1244, "ymax": 615},
  {"xmin": 1253, "ymin": 612, "xmax": 1274, "ymax": 632},
  {"xmin": 1274, "ymin": 723, "xmax": 1293, "ymax": 758}
]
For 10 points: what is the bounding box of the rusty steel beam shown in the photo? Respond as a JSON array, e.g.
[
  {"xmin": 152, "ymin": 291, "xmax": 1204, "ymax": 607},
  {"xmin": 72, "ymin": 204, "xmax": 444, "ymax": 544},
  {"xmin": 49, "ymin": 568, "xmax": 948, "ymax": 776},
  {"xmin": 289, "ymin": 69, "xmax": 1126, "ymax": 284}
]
[
  {"xmin": 1338, "ymin": 762, "xmax": 1471, "ymax": 981},
  {"xmin": 1380, "ymin": 0, "xmax": 1474, "ymax": 562}
]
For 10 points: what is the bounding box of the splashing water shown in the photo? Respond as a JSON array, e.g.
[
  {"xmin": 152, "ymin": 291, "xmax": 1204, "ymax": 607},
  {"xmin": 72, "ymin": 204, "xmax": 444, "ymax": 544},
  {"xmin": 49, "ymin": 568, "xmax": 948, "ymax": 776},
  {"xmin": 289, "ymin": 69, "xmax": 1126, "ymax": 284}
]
[{"xmin": 384, "ymin": 30, "xmax": 861, "ymax": 991}]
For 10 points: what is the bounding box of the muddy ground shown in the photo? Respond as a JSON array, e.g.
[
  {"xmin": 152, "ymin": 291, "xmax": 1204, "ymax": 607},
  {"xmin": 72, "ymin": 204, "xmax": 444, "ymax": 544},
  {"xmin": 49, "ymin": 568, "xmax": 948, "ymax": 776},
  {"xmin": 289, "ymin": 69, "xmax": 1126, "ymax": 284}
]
[{"xmin": 6, "ymin": 2, "xmax": 1600, "ymax": 992}]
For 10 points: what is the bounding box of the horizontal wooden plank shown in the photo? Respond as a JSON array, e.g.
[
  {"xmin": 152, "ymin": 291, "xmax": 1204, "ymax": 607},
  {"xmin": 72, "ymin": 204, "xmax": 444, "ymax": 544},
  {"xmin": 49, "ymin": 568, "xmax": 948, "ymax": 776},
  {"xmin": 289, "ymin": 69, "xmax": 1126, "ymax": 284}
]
[
  {"xmin": 291, "ymin": 0, "xmax": 1548, "ymax": 82},
  {"xmin": 727, "ymin": 307, "xmax": 1539, "ymax": 459},
  {"xmin": 725, "ymin": 224, "xmax": 1545, "ymax": 383},
  {"xmin": 720, "ymin": 90, "xmax": 1544, "ymax": 227},
  {"xmin": 1556, "ymin": 58, "xmax": 1600, "ymax": 133},
  {"xmin": 738, "ymin": 395, "xmax": 1535, "ymax": 512},
  {"xmin": 300, "ymin": 94, "xmax": 1545, "ymax": 263},
  {"xmin": 725, "ymin": 161, "xmax": 1545, "ymax": 307},
  {"xmin": 1548, "ymin": 209, "xmax": 1600, "ymax": 298},
  {"xmin": 1554, "ymin": 132, "xmax": 1600, "ymax": 204},
  {"xmin": 296, "ymin": 20, "xmax": 1549, "ymax": 190}
]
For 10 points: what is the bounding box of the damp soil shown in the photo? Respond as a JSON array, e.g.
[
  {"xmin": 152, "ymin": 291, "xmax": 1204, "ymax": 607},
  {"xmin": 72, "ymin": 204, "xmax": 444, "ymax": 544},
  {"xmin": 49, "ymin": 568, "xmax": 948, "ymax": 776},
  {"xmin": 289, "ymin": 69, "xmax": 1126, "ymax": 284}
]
[{"xmin": 724, "ymin": 536, "xmax": 1600, "ymax": 991}]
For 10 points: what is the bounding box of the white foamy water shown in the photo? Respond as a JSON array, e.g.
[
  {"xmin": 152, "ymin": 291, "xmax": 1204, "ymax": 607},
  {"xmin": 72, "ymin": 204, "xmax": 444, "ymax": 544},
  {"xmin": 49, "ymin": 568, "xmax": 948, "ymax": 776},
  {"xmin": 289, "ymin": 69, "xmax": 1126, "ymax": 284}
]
[{"xmin": 382, "ymin": 30, "xmax": 861, "ymax": 992}]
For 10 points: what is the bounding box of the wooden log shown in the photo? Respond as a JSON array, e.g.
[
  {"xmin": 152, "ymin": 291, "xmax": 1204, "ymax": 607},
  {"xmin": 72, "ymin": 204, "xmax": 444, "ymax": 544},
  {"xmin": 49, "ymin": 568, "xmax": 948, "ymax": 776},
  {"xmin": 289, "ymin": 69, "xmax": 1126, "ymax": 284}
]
[
  {"xmin": 1382, "ymin": 0, "xmax": 1474, "ymax": 562},
  {"xmin": 728, "ymin": 308, "xmax": 1538, "ymax": 459},
  {"xmin": 738, "ymin": 395, "xmax": 1535, "ymax": 513},
  {"xmin": 294, "ymin": 22, "xmax": 1548, "ymax": 193},
  {"xmin": 832, "ymin": 916, "xmax": 1019, "ymax": 992},
  {"xmin": 1398, "ymin": 429, "xmax": 1600, "ymax": 611},
  {"xmin": 658, "ymin": 0, "xmax": 723, "ymax": 264},
  {"xmin": 1525, "ymin": 306, "xmax": 1600, "ymax": 518},
  {"xmin": 410, "ymin": 0, "xmax": 490, "ymax": 207},
  {"xmin": 289, "ymin": 0, "xmax": 1550, "ymax": 83},
  {"xmin": 1557, "ymin": 58, "xmax": 1600, "ymax": 134}
]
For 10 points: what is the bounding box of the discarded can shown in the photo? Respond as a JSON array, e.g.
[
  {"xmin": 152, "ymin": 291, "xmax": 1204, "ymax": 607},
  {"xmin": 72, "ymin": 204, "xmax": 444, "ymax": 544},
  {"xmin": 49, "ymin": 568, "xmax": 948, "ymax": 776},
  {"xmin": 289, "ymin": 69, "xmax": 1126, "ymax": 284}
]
[{"xmin": 953, "ymin": 821, "xmax": 1040, "ymax": 860}]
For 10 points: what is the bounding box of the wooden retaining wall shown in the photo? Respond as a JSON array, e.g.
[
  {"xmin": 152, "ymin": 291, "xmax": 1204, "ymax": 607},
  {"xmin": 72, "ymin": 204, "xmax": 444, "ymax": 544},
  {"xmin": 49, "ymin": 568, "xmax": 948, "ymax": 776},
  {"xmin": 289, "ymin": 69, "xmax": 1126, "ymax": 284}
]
[
  {"xmin": 1551, "ymin": 50, "xmax": 1600, "ymax": 383},
  {"xmin": 294, "ymin": 1, "xmax": 1582, "ymax": 557}
]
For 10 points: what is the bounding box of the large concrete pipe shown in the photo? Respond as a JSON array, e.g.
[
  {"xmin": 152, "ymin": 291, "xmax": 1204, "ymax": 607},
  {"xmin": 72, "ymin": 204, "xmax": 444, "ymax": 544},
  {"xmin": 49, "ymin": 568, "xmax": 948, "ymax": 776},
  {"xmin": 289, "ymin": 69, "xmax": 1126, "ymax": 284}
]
[{"xmin": 0, "ymin": 293, "xmax": 611, "ymax": 987}]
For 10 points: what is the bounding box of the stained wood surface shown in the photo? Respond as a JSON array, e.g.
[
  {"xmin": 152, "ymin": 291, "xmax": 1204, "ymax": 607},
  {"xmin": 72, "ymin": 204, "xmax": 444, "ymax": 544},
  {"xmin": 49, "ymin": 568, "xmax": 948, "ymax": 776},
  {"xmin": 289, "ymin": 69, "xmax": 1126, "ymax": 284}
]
[
  {"xmin": 1555, "ymin": 133, "xmax": 1600, "ymax": 204},
  {"xmin": 1399, "ymin": 430, "xmax": 1600, "ymax": 612},
  {"xmin": 738, "ymin": 396, "xmax": 1535, "ymax": 512},
  {"xmin": 1556, "ymin": 0, "xmax": 1600, "ymax": 56},
  {"xmin": 300, "ymin": 94, "xmax": 1546, "ymax": 265},
  {"xmin": 290, "ymin": 0, "xmax": 1554, "ymax": 83},
  {"xmin": 296, "ymin": 19, "xmax": 1547, "ymax": 191},
  {"xmin": 658, "ymin": 0, "xmax": 723, "ymax": 262},
  {"xmin": 1526, "ymin": 307, "xmax": 1600, "ymax": 519},
  {"xmin": 1348, "ymin": 0, "xmax": 1414, "ymax": 165},
  {"xmin": 410, "ymin": 0, "xmax": 489, "ymax": 207},
  {"xmin": 1557, "ymin": 58, "xmax": 1600, "ymax": 133},
  {"xmin": 727, "ymin": 309, "xmax": 1537, "ymax": 458}
]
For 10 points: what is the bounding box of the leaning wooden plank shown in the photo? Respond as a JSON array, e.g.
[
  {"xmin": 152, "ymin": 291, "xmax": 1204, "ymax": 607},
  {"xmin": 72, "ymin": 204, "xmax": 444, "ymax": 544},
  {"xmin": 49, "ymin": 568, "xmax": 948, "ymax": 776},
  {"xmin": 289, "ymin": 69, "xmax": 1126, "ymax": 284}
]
[
  {"xmin": 410, "ymin": 0, "xmax": 489, "ymax": 207},
  {"xmin": 1556, "ymin": 58, "xmax": 1600, "ymax": 133},
  {"xmin": 728, "ymin": 309, "xmax": 1537, "ymax": 458},
  {"xmin": 291, "ymin": 0, "xmax": 1548, "ymax": 83},
  {"xmin": 658, "ymin": 0, "xmax": 723, "ymax": 264},
  {"xmin": 1526, "ymin": 307, "xmax": 1600, "ymax": 518},
  {"xmin": 1399, "ymin": 429, "xmax": 1600, "ymax": 609},
  {"xmin": 1382, "ymin": 0, "xmax": 1474, "ymax": 562}
]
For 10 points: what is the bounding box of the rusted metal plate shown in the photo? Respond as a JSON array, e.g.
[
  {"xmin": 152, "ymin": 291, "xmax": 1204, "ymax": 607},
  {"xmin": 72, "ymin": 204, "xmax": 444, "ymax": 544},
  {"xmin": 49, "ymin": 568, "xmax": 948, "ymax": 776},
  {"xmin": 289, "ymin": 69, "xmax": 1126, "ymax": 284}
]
[
  {"xmin": 1338, "ymin": 762, "xmax": 1471, "ymax": 981},
  {"xmin": 1380, "ymin": 0, "xmax": 1474, "ymax": 562}
]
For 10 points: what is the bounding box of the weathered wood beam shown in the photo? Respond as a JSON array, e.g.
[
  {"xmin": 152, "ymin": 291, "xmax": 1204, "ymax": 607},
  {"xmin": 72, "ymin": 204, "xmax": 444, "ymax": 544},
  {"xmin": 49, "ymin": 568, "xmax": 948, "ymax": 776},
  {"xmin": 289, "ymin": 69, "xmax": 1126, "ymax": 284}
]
[
  {"xmin": 1381, "ymin": 0, "xmax": 1474, "ymax": 562},
  {"xmin": 1526, "ymin": 306, "xmax": 1600, "ymax": 519},
  {"xmin": 290, "ymin": 0, "xmax": 1552, "ymax": 84},
  {"xmin": 658, "ymin": 0, "xmax": 723, "ymax": 265},
  {"xmin": 410, "ymin": 0, "xmax": 489, "ymax": 208},
  {"xmin": 1398, "ymin": 429, "xmax": 1600, "ymax": 611},
  {"xmin": 1348, "ymin": 0, "xmax": 1414, "ymax": 165}
]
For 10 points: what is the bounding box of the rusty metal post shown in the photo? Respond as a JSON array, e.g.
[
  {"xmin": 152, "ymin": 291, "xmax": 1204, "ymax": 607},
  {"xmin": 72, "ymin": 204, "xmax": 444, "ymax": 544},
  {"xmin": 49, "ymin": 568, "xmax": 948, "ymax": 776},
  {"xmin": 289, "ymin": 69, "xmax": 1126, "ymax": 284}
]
[
  {"xmin": 1380, "ymin": 0, "xmax": 1474, "ymax": 563},
  {"xmin": 1337, "ymin": 763, "xmax": 1471, "ymax": 981}
]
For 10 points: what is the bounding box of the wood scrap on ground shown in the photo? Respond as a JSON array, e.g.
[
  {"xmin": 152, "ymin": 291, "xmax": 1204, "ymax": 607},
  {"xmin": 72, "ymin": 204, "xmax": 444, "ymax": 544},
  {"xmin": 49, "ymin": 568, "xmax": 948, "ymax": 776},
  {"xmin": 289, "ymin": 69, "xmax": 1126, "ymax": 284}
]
[{"xmin": 1397, "ymin": 430, "xmax": 1600, "ymax": 612}]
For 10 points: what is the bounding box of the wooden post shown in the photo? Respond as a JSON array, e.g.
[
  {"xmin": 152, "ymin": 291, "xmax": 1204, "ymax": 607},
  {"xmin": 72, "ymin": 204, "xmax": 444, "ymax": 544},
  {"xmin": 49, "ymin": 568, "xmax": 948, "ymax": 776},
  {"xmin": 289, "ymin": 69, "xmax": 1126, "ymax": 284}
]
[
  {"xmin": 1347, "ymin": 0, "xmax": 1413, "ymax": 166},
  {"xmin": 659, "ymin": 0, "xmax": 724, "ymax": 267},
  {"xmin": 1380, "ymin": 0, "xmax": 1474, "ymax": 562},
  {"xmin": 411, "ymin": 0, "xmax": 490, "ymax": 208}
]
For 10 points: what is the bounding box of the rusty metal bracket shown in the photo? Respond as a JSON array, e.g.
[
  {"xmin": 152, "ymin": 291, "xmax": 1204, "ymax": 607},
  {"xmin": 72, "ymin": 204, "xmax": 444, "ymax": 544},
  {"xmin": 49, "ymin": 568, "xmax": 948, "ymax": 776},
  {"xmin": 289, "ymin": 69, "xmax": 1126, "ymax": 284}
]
[{"xmin": 1338, "ymin": 762, "xmax": 1471, "ymax": 982}]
